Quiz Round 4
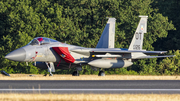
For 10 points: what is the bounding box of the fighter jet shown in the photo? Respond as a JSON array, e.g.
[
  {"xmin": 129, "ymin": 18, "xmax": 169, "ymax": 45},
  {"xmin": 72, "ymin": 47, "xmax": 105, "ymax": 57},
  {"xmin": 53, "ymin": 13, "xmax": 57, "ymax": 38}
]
[{"xmin": 5, "ymin": 16, "xmax": 174, "ymax": 76}]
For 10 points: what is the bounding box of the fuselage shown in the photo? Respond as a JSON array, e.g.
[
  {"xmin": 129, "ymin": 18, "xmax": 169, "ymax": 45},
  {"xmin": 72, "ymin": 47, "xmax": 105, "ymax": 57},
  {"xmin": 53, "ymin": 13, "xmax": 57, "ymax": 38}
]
[{"xmin": 5, "ymin": 37, "xmax": 133, "ymax": 69}]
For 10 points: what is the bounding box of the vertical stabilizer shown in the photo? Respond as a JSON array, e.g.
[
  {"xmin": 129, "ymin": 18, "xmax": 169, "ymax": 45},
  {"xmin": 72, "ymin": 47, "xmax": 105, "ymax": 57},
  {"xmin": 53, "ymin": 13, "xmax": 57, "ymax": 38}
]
[
  {"xmin": 96, "ymin": 18, "xmax": 116, "ymax": 48},
  {"xmin": 128, "ymin": 16, "xmax": 148, "ymax": 50}
]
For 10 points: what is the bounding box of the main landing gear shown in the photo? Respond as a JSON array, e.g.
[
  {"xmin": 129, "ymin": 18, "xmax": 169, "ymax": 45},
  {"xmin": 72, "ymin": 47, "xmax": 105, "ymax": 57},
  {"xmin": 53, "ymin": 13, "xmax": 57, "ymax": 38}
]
[
  {"xmin": 72, "ymin": 71, "xmax": 79, "ymax": 76},
  {"xmin": 72, "ymin": 66, "xmax": 81, "ymax": 76},
  {"xmin": 98, "ymin": 68, "xmax": 105, "ymax": 76}
]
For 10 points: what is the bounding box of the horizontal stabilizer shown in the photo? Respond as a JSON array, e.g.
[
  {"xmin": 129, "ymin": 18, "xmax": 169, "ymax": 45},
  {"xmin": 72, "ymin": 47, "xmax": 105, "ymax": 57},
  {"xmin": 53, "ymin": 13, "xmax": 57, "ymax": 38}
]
[{"xmin": 1, "ymin": 70, "xmax": 10, "ymax": 76}]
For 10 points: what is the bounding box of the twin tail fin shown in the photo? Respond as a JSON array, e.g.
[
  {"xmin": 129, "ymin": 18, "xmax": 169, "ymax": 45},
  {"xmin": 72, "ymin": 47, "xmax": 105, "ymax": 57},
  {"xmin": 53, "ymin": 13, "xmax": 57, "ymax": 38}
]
[{"xmin": 128, "ymin": 16, "xmax": 148, "ymax": 50}]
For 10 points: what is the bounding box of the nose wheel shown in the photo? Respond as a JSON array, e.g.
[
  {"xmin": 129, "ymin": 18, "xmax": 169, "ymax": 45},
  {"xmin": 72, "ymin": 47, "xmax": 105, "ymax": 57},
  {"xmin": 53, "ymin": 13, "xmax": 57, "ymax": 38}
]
[
  {"xmin": 44, "ymin": 73, "xmax": 53, "ymax": 76},
  {"xmin": 49, "ymin": 74, "xmax": 53, "ymax": 76}
]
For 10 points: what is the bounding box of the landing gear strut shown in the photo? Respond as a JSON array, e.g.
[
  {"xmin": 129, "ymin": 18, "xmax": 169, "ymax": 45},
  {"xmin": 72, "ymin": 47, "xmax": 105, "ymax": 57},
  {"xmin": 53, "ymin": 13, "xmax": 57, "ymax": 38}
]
[
  {"xmin": 45, "ymin": 62, "xmax": 55, "ymax": 76},
  {"xmin": 98, "ymin": 68, "xmax": 105, "ymax": 76}
]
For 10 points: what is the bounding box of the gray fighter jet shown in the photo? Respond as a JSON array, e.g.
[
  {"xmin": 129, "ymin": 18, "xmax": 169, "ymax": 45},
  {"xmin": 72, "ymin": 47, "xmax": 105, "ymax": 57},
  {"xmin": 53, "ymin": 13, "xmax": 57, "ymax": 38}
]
[{"xmin": 5, "ymin": 16, "xmax": 174, "ymax": 76}]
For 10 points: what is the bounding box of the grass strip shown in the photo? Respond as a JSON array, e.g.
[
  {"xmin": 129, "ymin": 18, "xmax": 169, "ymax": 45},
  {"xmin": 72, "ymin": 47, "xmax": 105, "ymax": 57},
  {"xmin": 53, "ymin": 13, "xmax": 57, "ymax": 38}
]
[
  {"xmin": 0, "ymin": 93, "xmax": 180, "ymax": 101},
  {"xmin": 0, "ymin": 74, "xmax": 180, "ymax": 80}
]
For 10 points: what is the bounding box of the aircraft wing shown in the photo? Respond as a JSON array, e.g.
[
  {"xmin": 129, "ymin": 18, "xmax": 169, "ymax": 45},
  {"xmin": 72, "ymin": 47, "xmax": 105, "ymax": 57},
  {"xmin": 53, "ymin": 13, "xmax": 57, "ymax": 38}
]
[
  {"xmin": 89, "ymin": 49, "xmax": 167, "ymax": 55},
  {"xmin": 70, "ymin": 48, "xmax": 175, "ymax": 59},
  {"xmin": 70, "ymin": 48, "xmax": 169, "ymax": 55}
]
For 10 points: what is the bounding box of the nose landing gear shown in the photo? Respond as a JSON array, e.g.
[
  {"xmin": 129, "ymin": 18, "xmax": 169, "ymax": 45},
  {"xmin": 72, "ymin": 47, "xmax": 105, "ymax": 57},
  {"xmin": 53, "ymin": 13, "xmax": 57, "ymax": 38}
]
[{"xmin": 45, "ymin": 62, "xmax": 55, "ymax": 76}]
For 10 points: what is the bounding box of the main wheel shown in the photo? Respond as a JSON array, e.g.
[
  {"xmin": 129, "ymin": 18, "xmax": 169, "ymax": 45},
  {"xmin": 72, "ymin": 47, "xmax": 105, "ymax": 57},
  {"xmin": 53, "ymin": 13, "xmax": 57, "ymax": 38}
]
[
  {"xmin": 98, "ymin": 71, "xmax": 105, "ymax": 76},
  {"xmin": 72, "ymin": 71, "xmax": 79, "ymax": 76}
]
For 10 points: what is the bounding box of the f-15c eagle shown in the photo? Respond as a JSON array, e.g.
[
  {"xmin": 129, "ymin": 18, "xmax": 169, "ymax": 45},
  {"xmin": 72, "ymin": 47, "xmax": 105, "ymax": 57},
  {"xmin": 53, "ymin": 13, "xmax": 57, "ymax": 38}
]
[{"xmin": 5, "ymin": 16, "xmax": 174, "ymax": 76}]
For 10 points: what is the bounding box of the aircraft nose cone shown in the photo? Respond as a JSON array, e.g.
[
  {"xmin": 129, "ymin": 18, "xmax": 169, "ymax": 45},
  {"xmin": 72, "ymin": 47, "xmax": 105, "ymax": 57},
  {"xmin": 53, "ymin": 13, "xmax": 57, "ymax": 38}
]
[{"xmin": 5, "ymin": 48, "xmax": 26, "ymax": 61}]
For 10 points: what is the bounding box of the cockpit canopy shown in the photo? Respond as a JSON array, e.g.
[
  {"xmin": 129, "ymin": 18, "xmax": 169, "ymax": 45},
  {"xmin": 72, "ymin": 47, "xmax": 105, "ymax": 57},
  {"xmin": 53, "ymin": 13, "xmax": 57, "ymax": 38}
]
[{"xmin": 28, "ymin": 37, "xmax": 58, "ymax": 45}]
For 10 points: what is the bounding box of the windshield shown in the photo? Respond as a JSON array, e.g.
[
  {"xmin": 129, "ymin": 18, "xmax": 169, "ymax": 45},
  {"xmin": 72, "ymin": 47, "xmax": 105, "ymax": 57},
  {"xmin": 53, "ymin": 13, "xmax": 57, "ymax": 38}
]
[
  {"xmin": 28, "ymin": 37, "xmax": 58, "ymax": 45},
  {"xmin": 29, "ymin": 39, "xmax": 39, "ymax": 45},
  {"xmin": 37, "ymin": 37, "xmax": 50, "ymax": 45}
]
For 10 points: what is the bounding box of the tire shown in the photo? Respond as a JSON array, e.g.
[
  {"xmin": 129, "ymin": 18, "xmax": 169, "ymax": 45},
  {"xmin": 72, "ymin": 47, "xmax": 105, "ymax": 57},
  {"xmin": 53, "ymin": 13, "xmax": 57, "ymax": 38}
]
[
  {"xmin": 72, "ymin": 71, "xmax": 79, "ymax": 76},
  {"xmin": 98, "ymin": 71, "xmax": 105, "ymax": 76}
]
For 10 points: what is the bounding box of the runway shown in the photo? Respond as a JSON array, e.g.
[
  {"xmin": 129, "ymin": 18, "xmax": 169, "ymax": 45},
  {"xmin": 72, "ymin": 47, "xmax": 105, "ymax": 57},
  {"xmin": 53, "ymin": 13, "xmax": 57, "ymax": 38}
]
[{"xmin": 0, "ymin": 80, "xmax": 180, "ymax": 94}]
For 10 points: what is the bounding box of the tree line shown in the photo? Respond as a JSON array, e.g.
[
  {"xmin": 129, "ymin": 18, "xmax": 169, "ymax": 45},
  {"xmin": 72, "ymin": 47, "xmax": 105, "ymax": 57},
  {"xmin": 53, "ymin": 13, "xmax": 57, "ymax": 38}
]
[{"xmin": 0, "ymin": 0, "xmax": 180, "ymax": 75}]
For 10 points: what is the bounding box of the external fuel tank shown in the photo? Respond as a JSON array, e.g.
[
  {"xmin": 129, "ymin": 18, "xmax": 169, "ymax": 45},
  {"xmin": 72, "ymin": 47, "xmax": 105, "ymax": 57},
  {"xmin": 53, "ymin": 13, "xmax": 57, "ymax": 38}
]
[{"xmin": 88, "ymin": 59, "xmax": 133, "ymax": 68}]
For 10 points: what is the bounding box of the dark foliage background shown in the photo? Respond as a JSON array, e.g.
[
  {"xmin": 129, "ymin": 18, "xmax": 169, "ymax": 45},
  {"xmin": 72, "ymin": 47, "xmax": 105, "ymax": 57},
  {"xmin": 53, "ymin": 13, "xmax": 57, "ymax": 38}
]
[{"xmin": 0, "ymin": 0, "xmax": 179, "ymax": 75}]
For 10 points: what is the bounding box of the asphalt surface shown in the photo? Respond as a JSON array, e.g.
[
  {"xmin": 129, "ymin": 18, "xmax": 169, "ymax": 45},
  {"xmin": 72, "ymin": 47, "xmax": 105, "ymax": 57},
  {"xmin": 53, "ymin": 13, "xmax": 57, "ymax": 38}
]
[{"xmin": 0, "ymin": 80, "xmax": 180, "ymax": 94}]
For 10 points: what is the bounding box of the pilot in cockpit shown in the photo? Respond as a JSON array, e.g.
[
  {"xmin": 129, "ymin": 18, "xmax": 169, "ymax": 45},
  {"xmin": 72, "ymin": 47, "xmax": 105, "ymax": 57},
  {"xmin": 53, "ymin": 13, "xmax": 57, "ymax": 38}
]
[
  {"xmin": 28, "ymin": 37, "xmax": 58, "ymax": 45},
  {"xmin": 29, "ymin": 37, "xmax": 49, "ymax": 45},
  {"xmin": 37, "ymin": 37, "xmax": 46, "ymax": 45}
]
